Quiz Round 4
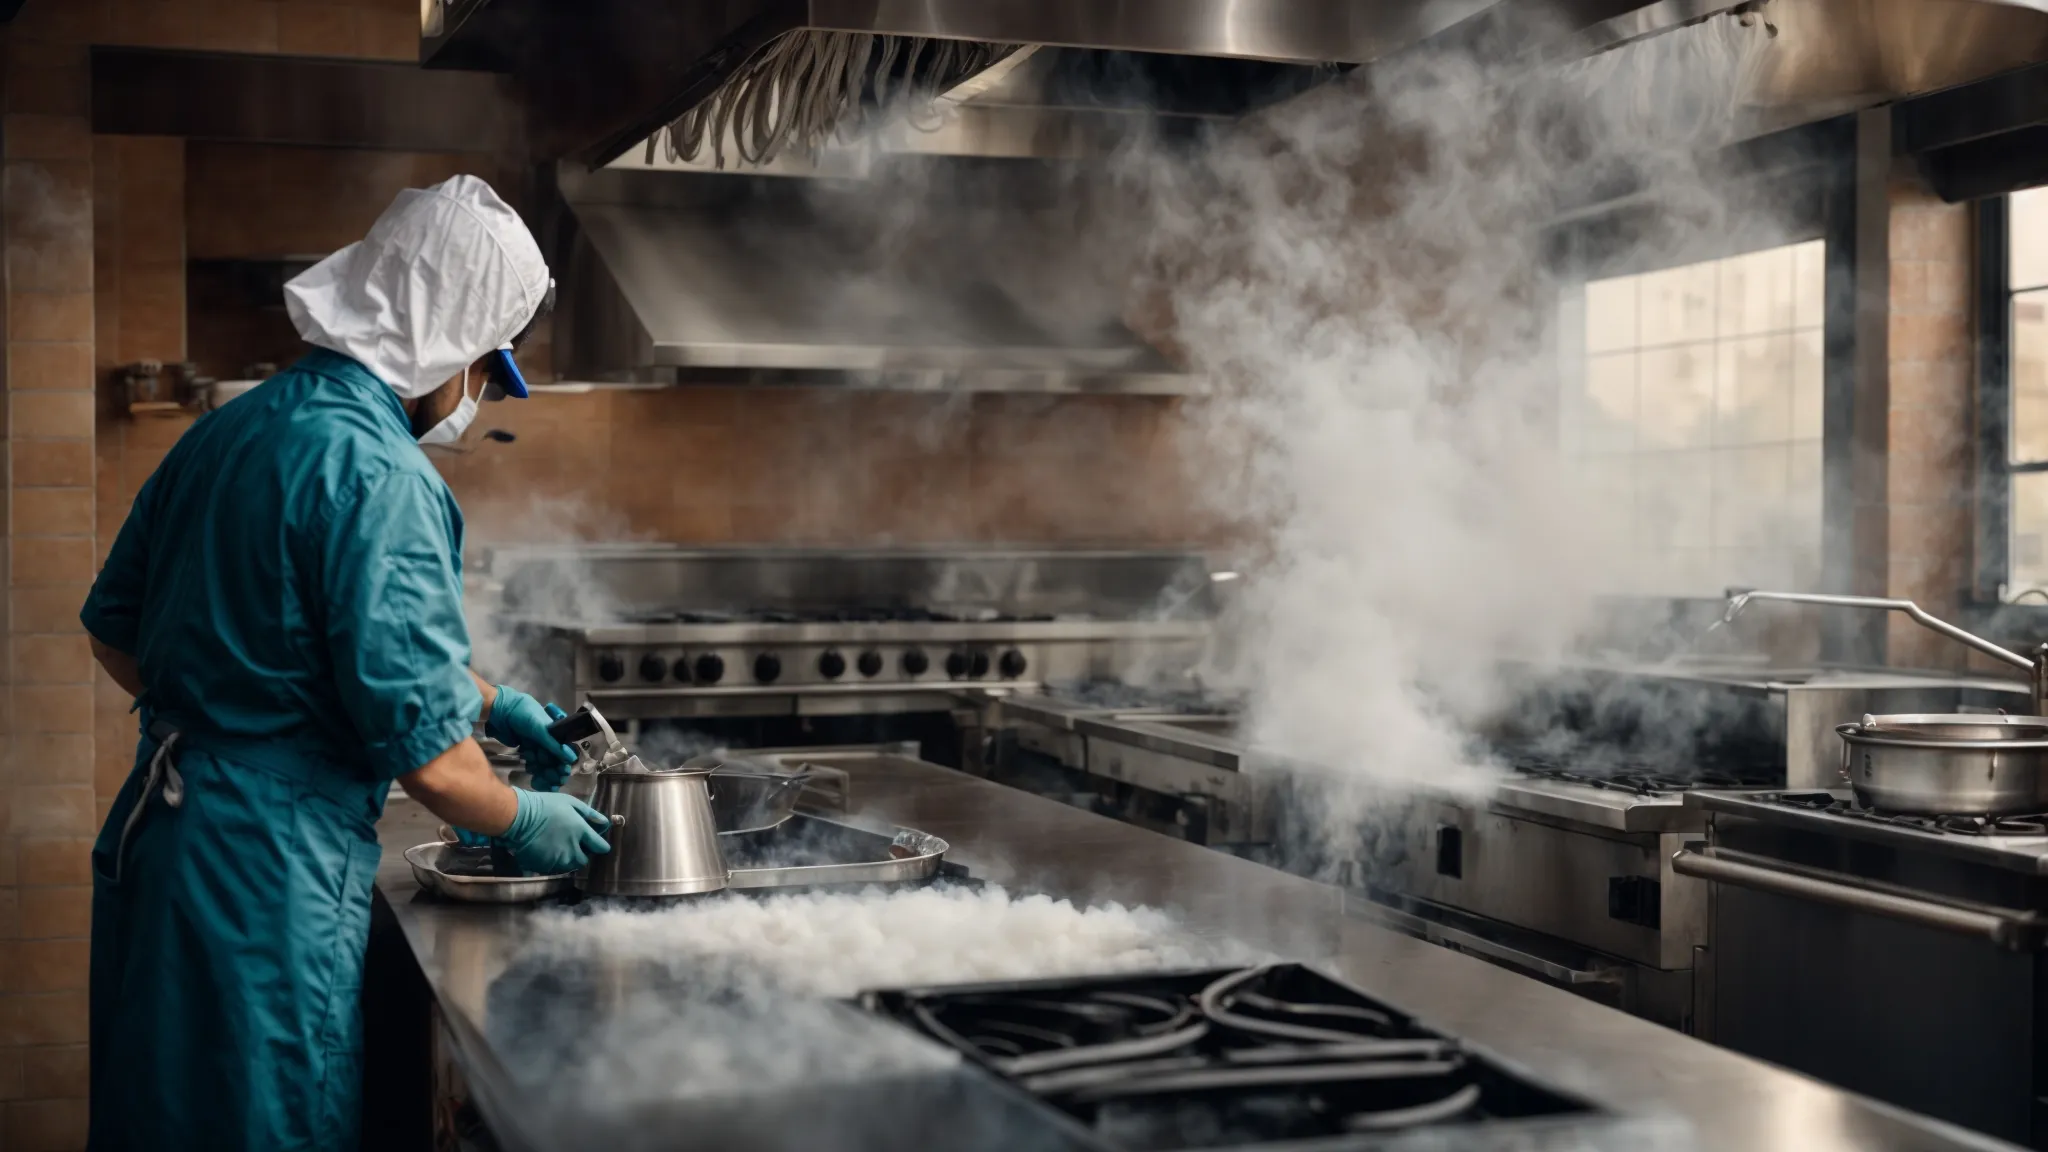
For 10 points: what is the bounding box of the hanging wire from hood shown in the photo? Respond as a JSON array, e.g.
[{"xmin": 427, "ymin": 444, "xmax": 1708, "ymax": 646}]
[{"xmin": 649, "ymin": 31, "xmax": 1019, "ymax": 169}]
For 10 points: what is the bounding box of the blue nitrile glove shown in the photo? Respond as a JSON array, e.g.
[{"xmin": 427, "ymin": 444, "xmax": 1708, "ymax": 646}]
[
  {"xmin": 485, "ymin": 687, "xmax": 579, "ymax": 792},
  {"xmin": 453, "ymin": 827, "xmax": 490, "ymax": 849},
  {"xmin": 499, "ymin": 790, "xmax": 612, "ymax": 874}
]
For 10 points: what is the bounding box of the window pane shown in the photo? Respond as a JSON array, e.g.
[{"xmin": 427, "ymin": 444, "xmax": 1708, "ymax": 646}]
[
  {"xmin": 1567, "ymin": 239, "xmax": 1826, "ymax": 596},
  {"xmin": 1639, "ymin": 262, "xmax": 1718, "ymax": 345},
  {"xmin": 2012, "ymin": 471, "xmax": 2048, "ymax": 593},
  {"xmin": 1793, "ymin": 240, "xmax": 1826, "ymax": 330},
  {"xmin": 1719, "ymin": 246, "xmax": 1795, "ymax": 337},
  {"xmin": 1713, "ymin": 445, "xmax": 1790, "ymax": 549},
  {"xmin": 2014, "ymin": 187, "xmax": 2048, "ymax": 292},
  {"xmin": 2016, "ymin": 289, "xmax": 2048, "ymax": 464},
  {"xmin": 1716, "ymin": 334, "xmax": 1794, "ymax": 446},
  {"xmin": 1567, "ymin": 352, "xmax": 1637, "ymax": 455},
  {"xmin": 1585, "ymin": 276, "xmax": 1637, "ymax": 354},
  {"xmin": 1637, "ymin": 450, "xmax": 1713, "ymax": 549},
  {"xmin": 1791, "ymin": 328, "xmax": 1823, "ymax": 442},
  {"xmin": 1638, "ymin": 344, "xmax": 1716, "ymax": 449}
]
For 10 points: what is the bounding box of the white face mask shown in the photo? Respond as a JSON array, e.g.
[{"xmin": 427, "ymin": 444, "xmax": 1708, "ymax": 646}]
[{"xmin": 418, "ymin": 368, "xmax": 480, "ymax": 446}]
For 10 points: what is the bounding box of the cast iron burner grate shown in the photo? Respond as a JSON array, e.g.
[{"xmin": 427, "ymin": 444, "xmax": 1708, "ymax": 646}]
[
  {"xmin": 1770, "ymin": 791, "xmax": 2048, "ymax": 836},
  {"xmin": 860, "ymin": 964, "xmax": 1600, "ymax": 1150},
  {"xmin": 1509, "ymin": 753, "xmax": 1779, "ymax": 796}
]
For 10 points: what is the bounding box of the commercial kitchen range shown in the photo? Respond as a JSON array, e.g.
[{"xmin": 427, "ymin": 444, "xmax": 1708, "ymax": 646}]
[
  {"xmin": 364, "ymin": 749, "xmax": 2022, "ymax": 1152},
  {"xmin": 985, "ymin": 661, "xmax": 2034, "ymax": 1033},
  {"xmin": 1677, "ymin": 788, "xmax": 2048, "ymax": 1146},
  {"xmin": 471, "ymin": 545, "xmax": 1217, "ymax": 762},
  {"xmin": 471, "ymin": 546, "xmax": 2042, "ymax": 1046}
]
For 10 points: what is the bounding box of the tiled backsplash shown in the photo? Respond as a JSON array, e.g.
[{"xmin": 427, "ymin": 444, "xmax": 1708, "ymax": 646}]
[{"xmin": 432, "ymin": 387, "xmax": 1203, "ymax": 548}]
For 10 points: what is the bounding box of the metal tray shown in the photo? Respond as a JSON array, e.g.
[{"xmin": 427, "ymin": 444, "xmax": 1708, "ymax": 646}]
[
  {"xmin": 405, "ymin": 842, "xmax": 575, "ymax": 904},
  {"xmin": 405, "ymin": 813, "xmax": 952, "ymax": 904},
  {"xmin": 721, "ymin": 813, "xmax": 951, "ymax": 890}
]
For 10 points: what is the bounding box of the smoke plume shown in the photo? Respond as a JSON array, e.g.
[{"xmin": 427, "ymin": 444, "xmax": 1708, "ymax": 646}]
[{"xmin": 1129, "ymin": 15, "xmax": 1794, "ymax": 843}]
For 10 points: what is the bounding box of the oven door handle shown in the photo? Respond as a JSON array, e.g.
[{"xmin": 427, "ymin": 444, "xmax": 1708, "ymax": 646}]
[{"xmin": 1672, "ymin": 846, "xmax": 2048, "ymax": 951}]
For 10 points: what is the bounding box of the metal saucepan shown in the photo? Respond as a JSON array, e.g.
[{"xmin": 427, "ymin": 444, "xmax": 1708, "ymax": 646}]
[
  {"xmin": 1838, "ymin": 714, "xmax": 2048, "ymax": 815},
  {"xmin": 695, "ymin": 755, "xmax": 815, "ymax": 835}
]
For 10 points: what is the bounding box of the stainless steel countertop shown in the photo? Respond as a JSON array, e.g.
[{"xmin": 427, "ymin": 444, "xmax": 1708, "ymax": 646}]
[{"xmin": 375, "ymin": 756, "xmax": 2021, "ymax": 1152}]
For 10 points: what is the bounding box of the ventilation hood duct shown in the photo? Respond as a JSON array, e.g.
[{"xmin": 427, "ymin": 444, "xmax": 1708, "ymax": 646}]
[
  {"xmin": 1579, "ymin": 0, "xmax": 2048, "ymax": 139},
  {"xmin": 550, "ymin": 162, "xmax": 1190, "ymax": 392},
  {"xmin": 1736, "ymin": 0, "xmax": 2048, "ymax": 144},
  {"xmin": 423, "ymin": 0, "xmax": 1530, "ymax": 165}
]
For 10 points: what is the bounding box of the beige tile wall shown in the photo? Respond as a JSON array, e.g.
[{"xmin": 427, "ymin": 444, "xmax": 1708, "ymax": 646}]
[
  {"xmin": 1886, "ymin": 180, "xmax": 1977, "ymax": 669},
  {"xmin": 3, "ymin": 4, "xmax": 94, "ymax": 1147}
]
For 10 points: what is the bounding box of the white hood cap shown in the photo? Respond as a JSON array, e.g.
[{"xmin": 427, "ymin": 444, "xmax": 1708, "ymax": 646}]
[{"xmin": 283, "ymin": 175, "xmax": 549, "ymax": 400}]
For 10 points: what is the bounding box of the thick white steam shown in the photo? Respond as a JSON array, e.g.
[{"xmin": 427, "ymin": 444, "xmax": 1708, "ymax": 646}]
[{"xmin": 1133, "ymin": 17, "xmax": 1790, "ymax": 842}]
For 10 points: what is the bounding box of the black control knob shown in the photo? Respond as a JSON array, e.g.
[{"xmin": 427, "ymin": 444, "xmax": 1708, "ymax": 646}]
[
  {"xmin": 693, "ymin": 653, "xmax": 725, "ymax": 684},
  {"xmin": 969, "ymin": 650, "xmax": 991, "ymax": 679},
  {"xmin": 818, "ymin": 650, "xmax": 847, "ymax": 679},
  {"xmin": 945, "ymin": 651, "xmax": 970, "ymax": 680},
  {"xmin": 999, "ymin": 649, "xmax": 1028, "ymax": 679},
  {"xmin": 754, "ymin": 653, "xmax": 782, "ymax": 684},
  {"xmin": 596, "ymin": 653, "xmax": 625, "ymax": 683},
  {"xmin": 902, "ymin": 648, "xmax": 929, "ymax": 676},
  {"xmin": 674, "ymin": 655, "xmax": 693, "ymax": 682},
  {"xmin": 857, "ymin": 650, "xmax": 884, "ymax": 678},
  {"xmin": 638, "ymin": 653, "xmax": 667, "ymax": 682}
]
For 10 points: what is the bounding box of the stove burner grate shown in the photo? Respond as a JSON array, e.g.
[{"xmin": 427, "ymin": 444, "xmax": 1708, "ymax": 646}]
[
  {"xmin": 861, "ymin": 963, "xmax": 1599, "ymax": 1149},
  {"xmin": 1509, "ymin": 753, "xmax": 1778, "ymax": 796},
  {"xmin": 1770, "ymin": 791, "xmax": 2048, "ymax": 836}
]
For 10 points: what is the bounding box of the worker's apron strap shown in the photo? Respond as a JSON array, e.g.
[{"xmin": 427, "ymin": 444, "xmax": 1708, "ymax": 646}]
[{"xmin": 108, "ymin": 720, "xmax": 187, "ymax": 886}]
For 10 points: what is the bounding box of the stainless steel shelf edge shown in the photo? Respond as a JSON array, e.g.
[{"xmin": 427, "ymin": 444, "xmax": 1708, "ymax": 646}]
[
  {"xmin": 1345, "ymin": 891, "xmax": 1627, "ymax": 987},
  {"xmin": 1490, "ymin": 777, "xmax": 1700, "ymax": 833}
]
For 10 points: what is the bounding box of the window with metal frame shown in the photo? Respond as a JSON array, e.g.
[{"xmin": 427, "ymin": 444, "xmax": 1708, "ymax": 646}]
[
  {"xmin": 1560, "ymin": 240, "xmax": 1828, "ymax": 596},
  {"xmin": 1992, "ymin": 191, "xmax": 2048, "ymax": 602}
]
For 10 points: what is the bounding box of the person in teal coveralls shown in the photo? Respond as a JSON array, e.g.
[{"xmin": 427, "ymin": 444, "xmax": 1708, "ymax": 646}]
[{"xmin": 79, "ymin": 175, "xmax": 610, "ymax": 1151}]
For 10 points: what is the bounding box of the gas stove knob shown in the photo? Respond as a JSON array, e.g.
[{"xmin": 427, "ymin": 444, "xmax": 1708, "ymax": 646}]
[
  {"xmin": 673, "ymin": 656, "xmax": 692, "ymax": 683},
  {"xmin": 901, "ymin": 648, "xmax": 929, "ymax": 677},
  {"xmin": 857, "ymin": 650, "xmax": 884, "ymax": 678},
  {"xmin": 818, "ymin": 650, "xmax": 847, "ymax": 679},
  {"xmin": 754, "ymin": 653, "xmax": 783, "ymax": 684},
  {"xmin": 969, "ymin": 650, "xmax": 991, "ymax": 679},
  {"xmin": 999, "ymin": 649, "xmax": 1028, "ymax": 679},
  {"xmin": 596, "ymin": 653, "xmax": 625, "ymax": 683},
  {"xmin": 638, "ymin": 653, "xmax": 667, "ymax": 682},
  {"xmin": 944, "ymin": 651, "xmax": 970, "ymax": 680},
  {"xmin": 693, "ymin": 653, "xmax": 725, "ymax": 684}
]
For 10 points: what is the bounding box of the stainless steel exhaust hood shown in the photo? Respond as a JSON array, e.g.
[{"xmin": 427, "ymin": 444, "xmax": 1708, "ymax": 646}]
[
  {"xmin": 551, "ymin": 162, "xmax": 1192, "ymax": 392},
  {"xmin": 423, "ymin": 0, "xmax": 1504, "ymax": 166}
]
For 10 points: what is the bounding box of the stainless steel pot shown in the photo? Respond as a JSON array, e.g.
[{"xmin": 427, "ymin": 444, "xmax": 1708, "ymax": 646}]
[
  {"xmin": 705, "ymin": 759, "xmax": 813, "ymax": 834},
  {"xmin": 1837, "ymin": 714, "xmax": 2048, "ymax": 815},
  {"xmin": 576, "ymin": 766, "xmax": 730, "ymax": 897}
]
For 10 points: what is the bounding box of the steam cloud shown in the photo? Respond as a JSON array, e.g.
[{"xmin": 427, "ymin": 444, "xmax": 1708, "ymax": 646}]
[
  {"xmin": 492, "ymin": 886, "xmax": 1262, "ymax": 1109},
  {"xmin": 1127, "ymin": 15, "xmax": 1796, "ymax": 843}
]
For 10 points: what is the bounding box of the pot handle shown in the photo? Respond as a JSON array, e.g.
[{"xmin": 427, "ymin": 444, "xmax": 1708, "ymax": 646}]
[{"xmin": 1673, "ymin": 845, "xmax": 2048, "ymax": 950}]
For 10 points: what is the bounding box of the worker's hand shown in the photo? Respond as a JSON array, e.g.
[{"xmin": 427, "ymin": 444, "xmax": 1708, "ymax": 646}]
[
  {"xmin": 499, "ymin": 790, "xmax": 612, "ymax": 875},
  {"xmin": 485, "ymin": 686, "xmax": 578, "ymax": 792}
]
